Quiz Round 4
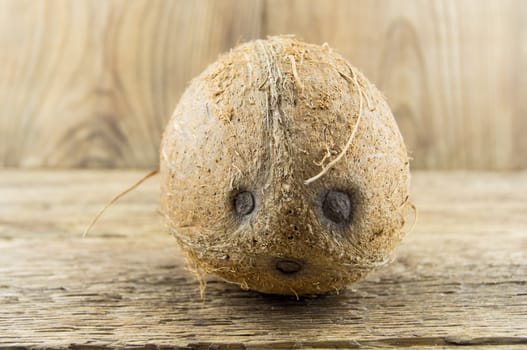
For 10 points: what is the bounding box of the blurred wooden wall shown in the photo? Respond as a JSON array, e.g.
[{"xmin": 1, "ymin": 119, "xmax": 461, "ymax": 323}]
[{"xmin": 1, "ymin": 0, "xmax": 526, "ymax": 170}]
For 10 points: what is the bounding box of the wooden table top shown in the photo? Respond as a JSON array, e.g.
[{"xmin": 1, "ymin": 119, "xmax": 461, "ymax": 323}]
[{"xmin": 1, "ymin": 170, "xmax": 526, "ymax": 349}]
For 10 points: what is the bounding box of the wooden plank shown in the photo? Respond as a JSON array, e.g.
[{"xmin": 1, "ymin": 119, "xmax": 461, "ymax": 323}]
[
  {"xmin": 264, "ymin": 0, "xmax": 527, "ymax": 170},
  {"xmin": 2, "ymin": 1, "xmax": 527, "ymax": 171},
  {"xmin": 0, "ymin": 0, "xmax": 262, "ymax": 168},
  {"xmin": 0, "ymin": 170, "xmax": 526, "ymax": 348},
  {"xmin": 0, "ymin": 170, "xmax": 162, "ymax": 238}
]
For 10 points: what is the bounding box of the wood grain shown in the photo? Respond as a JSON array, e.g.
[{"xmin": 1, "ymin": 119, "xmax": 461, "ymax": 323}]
[
  {"xmin": 0, "ymin": 0, "xmax": 526, "ymax": 170},
  {"xmin": 0, "ymin": 0, "xmax": 262, "ymax": 168},
  {"xmin": 0, "ymin": 170, "xmax": 526, "ymax": 348}
]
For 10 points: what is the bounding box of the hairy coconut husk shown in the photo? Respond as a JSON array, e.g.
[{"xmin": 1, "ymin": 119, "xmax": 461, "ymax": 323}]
[{"xmin": 160, "ymin": 36, "xmax": 411, "ymax": 296}]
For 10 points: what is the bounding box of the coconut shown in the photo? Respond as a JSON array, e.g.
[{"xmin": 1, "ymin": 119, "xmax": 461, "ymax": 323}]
[{"xmin": 159, "ymin": 36, "xmax": 411, "ymax": 296}]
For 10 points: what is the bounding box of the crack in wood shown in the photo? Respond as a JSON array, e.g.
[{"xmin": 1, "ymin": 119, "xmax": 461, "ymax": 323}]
[{"xmin": 3, "ymin": 337, "xmax": 527, "ymax": 350}]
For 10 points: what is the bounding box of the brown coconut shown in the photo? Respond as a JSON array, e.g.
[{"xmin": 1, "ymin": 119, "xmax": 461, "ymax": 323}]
[{"xmin": 160, "ymin": 36, "xmax": 411, "ymax": 296}]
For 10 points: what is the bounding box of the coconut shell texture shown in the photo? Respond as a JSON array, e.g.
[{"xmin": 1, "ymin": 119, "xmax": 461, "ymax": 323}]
[{"xmin": 160, "ymin": 36, "xmax": 410, "ymax": 296}]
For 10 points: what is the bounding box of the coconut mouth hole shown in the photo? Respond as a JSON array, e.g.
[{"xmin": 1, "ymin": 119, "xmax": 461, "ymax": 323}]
[{"xmin": 274, "ymin": 258, "xmax": 303, "ymax": 275}]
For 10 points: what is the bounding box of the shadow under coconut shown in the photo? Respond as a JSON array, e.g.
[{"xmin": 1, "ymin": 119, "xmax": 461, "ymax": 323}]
[
  {"xmin": 188, "ymin": 275, "xmax": 399, "ymax": 334},
  {"xmin": 112, "ymin": 248, "xmax": 418, "ymax": 339},
  {"xmin": 180, "ymin": 253, "xmax": 429, "ymax": 334}
]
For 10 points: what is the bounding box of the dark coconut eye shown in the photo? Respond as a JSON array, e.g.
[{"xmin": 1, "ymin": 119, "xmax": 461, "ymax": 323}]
[
  {"xmin": 322, "ymin": 190, "xmax": 352, "ymax": 224},
  {"xmin": 234, "ymin": 191, "xmax": 255, "ymax": 216}
]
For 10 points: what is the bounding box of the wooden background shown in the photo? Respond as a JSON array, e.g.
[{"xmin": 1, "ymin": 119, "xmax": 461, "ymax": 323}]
[{"xmin": 1, "ymin": 0, "xmax": 526, "ymax": 170}]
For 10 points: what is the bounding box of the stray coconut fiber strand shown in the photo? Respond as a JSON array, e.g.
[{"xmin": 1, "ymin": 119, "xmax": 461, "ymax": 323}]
[{"xmin": 82, "ymin": 169, "xmax": 159, "ymax": 237}]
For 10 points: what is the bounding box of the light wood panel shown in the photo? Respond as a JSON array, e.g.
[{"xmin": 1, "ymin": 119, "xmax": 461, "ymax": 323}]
[
  {"xmin": 0, "ymin": 0, "xmax": 262, "ymax": 168},
  {"xmin": 0, "ymin": 170, "xmax": 526, "ymax": 347},
  {"xmin": 264, "ymin": 0, "xmax": 527, "ymax": 170},
  {"xmin": 0, "ymin": 0, "xmax": 526, "ymax": 170}
]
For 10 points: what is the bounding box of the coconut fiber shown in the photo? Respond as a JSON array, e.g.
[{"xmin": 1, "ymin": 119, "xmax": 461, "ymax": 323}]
[{"xmin": 160, "ymin": 36, "xmax": 411, "ymax": 296}]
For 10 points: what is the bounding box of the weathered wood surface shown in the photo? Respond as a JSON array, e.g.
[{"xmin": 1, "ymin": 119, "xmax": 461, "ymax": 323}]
[
  {"xmin": 1, "ymin": 0, "xmax": 527, "ymax": 170},
  {"xmin": 0, "ymin": 170, "xmax": 526, "ymax": 349}
]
